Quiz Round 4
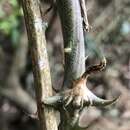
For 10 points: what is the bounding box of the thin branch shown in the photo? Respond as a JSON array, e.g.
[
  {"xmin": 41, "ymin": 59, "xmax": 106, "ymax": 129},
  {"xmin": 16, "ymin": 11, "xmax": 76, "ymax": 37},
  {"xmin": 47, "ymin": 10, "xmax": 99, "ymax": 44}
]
[
  {"xmin": 0, "ymin": 31, "xmax": 37, "ymax": 115},
  {"xmin": 21, "ymin": 0, "xmax": 58, "ymax": 130},
  {"xmin": 80, "ymin": 0, "xmax": 90, "ymax": 31}
]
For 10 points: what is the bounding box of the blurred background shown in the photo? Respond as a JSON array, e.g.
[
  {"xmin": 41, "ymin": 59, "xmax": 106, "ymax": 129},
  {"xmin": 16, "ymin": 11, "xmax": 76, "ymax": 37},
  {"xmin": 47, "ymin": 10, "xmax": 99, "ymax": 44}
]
[{"xmin": 0, "ymin": 0, "xmax": 130, "ymax": 130}]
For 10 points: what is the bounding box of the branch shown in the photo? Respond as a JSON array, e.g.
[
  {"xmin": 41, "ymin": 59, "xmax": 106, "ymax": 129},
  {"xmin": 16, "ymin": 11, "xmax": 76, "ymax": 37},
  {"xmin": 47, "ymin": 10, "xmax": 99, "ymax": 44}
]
[
  {"xmin": 21, "ymin": 0, "xmax": 58, "ymax": 130},
  {"xmin": 56, "ymin": 0, "xmax": 86, "ymax": 89},
  {"xmin": 42, "ymin": 0, "xmax": 119, "ymax": 129},
  {"xmin": 0, "ymin": 31, "xmax": 37, "ymax": 115}
]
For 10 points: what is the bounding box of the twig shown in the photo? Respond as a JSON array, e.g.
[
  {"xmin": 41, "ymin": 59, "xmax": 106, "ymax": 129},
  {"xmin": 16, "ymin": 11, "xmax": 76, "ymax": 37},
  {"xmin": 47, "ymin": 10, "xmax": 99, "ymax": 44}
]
[{"xmin": 80, "ymin": 0, "xmax": 90, "ymax": 31}]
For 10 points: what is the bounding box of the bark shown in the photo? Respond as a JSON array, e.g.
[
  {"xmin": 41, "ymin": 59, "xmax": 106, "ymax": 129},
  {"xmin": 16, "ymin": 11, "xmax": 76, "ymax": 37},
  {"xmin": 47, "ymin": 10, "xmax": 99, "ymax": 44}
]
[{"xmin": 21, "ymin": 0, "xmax": 58, "ymax": 130}]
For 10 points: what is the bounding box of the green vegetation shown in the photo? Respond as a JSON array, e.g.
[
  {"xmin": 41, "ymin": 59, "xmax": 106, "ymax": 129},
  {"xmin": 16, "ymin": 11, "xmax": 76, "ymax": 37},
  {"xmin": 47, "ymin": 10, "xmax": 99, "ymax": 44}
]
[{"xmin": 0, "ymin": 0, "xmax": 22, "ymax": 45}]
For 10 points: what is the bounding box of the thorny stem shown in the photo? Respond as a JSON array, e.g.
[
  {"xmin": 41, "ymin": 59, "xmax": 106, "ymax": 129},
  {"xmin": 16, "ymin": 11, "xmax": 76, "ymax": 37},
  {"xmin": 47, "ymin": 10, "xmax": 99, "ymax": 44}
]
[
  {"xmin": 43, "ymin": 0, "xmax": 118, "ymax": 129},
  {"xmin": 43, "ymin": 57, "xmax": 119, "ymax": 128}
]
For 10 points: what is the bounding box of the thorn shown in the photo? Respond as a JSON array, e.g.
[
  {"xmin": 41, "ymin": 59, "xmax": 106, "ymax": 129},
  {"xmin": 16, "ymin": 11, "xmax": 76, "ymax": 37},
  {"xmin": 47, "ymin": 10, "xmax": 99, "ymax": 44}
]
[
  {"xmin": 85, "ymin": 55, "xmax": 89, "ymax": 61},
  {"xmin": 64, "ymin": 47, "xmax": 72, "ymax": 53},
  {"xmin": 92, "ymin": 96, "xmax": 119, "ymax": 107},
  {"xmin": 84, "ymin": 87, "xmax": 119, "ymax": 107},
  {"xmin": 65, "ymin": 95, "xmax": 73, "ymax": 106}
]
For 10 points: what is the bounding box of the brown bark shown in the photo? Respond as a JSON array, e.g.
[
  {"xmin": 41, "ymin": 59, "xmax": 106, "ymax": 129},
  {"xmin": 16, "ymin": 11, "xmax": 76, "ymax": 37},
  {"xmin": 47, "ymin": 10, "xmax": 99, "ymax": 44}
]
[{"xmin": 21, "ymin": 0, "xmax": 58, "ymax": 130}]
